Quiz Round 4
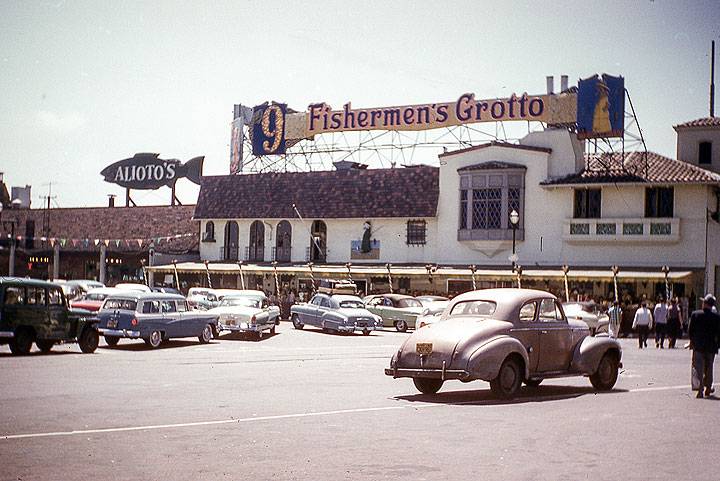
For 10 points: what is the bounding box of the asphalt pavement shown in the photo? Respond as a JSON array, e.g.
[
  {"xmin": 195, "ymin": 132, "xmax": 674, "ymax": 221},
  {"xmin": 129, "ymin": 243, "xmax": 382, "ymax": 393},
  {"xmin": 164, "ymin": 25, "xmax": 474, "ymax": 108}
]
[{"xmin": 1, "ymin": 323, "xmax": 718, "ymax": 481}]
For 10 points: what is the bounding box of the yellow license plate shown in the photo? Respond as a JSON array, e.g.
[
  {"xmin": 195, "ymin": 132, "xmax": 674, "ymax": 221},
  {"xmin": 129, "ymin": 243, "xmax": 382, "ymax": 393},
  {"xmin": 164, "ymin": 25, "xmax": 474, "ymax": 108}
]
[{"xmin": 416, "ymin": 343, "xmax": 433, "ymax": 356}]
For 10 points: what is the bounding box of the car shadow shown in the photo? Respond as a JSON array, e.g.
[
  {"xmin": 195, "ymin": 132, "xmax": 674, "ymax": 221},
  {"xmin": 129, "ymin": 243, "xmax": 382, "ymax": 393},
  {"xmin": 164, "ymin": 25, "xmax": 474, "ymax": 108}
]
[
  {"xmin": 394, "ymin": 384, "xmax": 628, "ymax": 406},
  {"xmin": 100, "ymin": 339, "xmax": 209, "ymax": 351},
  {"xmin": 214, "ymin": 331, "xmax": 279, "ymax": 342},
  {"xmin": 0, "ymin": 350, "xmax": 80, "ymax": 358}
]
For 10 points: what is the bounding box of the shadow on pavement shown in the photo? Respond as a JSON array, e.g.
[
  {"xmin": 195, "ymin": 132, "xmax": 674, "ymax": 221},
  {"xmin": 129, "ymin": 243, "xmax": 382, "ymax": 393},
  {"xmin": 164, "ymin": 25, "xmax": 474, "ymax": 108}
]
[
  {"xmin": 214, "ymin": 331, "xmax": 279, "ymax": 342},
  {"xmin": 394, "ymin": 384, "xmax": 628, "ymax": 406},
  {"xmin": 100, "ymin": 339, "xmax": 208, "ymax": 351},
  {"xmin": 0, "ymin": 350, "xmax": 80, "ymax": 358}
]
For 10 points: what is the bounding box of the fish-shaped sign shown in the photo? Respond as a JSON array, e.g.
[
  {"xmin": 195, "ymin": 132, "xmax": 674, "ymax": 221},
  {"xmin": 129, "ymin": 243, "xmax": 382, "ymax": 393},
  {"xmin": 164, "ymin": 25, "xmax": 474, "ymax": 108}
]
[{"xmin": 101, "ymin": 153, "xmax": 204, "ymax": 190}]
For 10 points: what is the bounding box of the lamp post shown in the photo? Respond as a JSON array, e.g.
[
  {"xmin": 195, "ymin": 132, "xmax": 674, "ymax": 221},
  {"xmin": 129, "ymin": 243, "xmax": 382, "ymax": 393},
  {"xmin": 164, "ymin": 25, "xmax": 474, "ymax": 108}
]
[
  {"xmin": 0, "ymin": 201, "xmax": 20, "ymax": 276},
  {"xmin": 509, "ymin": 209, "xmax": 520, "ymax": 271}
]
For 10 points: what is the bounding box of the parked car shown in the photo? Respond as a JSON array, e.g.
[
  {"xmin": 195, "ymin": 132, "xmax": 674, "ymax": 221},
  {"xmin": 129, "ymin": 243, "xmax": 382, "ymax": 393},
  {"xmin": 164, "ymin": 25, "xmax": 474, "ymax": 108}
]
[
  {"xmin": 562, "ymin": 301, "xmax": 609, "ymax": 335},
  {"xmin": 364, "ymin": 294, "xmax": 423, "ymax": 332},
  {"xmin": 0, "ymin": 277, "xmax": 100, "ymax": 355},
  {"xmin": 70, "ymin": 287, "xmax": 121, "ymax": 312},
  {"xmin": 97, "ymin": 292, "xmax": 219, "ymax": 348},
  {"xmin": 114, "ymin": 283, "xmax": 152, "ymax": 292},
  {"xmin": 151, "ymin": 286, "xmax": 182, "ymax": 295},
  {"xmin": 415, "ymin": 300, "xmax": 450, "ymax": 329},
  {"xmin": 415, "ymin": 295, "xmax": 449, "ymax": 306},
  {"xmin": 208, "ymin": 290, "xmax": 279, "ymax": 340},
  {"xmin": 187, "ymin": 287, "xmax": 219, "ymax": 310},
  {"xmin": 291, "ymin": 293, "xmax": 382, "ymax": 335},
  {"xmin": 385, "ymin": 288, "xmax": 622, "ymax": 398}
]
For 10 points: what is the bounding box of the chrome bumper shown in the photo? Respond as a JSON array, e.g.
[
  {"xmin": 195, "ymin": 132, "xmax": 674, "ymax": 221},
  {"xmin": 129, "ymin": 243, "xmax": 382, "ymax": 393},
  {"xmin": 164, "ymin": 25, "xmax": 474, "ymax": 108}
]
[
  {"xmin": 219, "ymin": 324, "xmax": 267, "ymax": 333},
  {"xmin": 98, "ymin": 328, "xmax": 141, "ymax": 338},
  {"xmin": 384, "ymin": 367, "xmax": 471, "ymax": 381},
  {"xmin": 339, "ymin": 324, "xmax": 382, "ymax": 333},
  {"xmin": 0, "ymin": 331, "xmax": 15, "ymax": 338}
]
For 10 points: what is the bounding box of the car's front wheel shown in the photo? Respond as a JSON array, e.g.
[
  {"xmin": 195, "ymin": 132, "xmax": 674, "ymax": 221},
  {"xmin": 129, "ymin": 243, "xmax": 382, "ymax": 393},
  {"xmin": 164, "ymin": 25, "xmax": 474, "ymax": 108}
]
[
  {"xmin": 590, "ymin": 352, "xmax": 619, "ymax": 391},
  {"xmin": 9, "ymin": 328, "xmax": 34, "ymax": 356},
  {"xmin": 198, "ymin": 324, "xmax": 213, "ymax": 344},
  {"xmin": 291, "ymin": 314, "xmax": 303, "ymax": 330},
  {"xmin": 394, "ymin": 320, "xmax": 408, "ymax": 332},
  {"xmin": 490, "ymin": 357, "xmax": 522, "ymax": 399},
  {"xmin": 78, "ymin": 327, "xmax": 99, "ymax": 353},
  {"xmin": 413, "ymin": 377, "xmax": 443, "ymax": 394}
]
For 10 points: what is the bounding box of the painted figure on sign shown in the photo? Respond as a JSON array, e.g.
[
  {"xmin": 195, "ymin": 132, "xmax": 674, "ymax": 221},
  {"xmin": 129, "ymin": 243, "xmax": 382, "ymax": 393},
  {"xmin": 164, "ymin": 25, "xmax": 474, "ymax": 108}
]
[{"xmin": 361, "ymin": 221, "xmax": 372, "ymax": 253}]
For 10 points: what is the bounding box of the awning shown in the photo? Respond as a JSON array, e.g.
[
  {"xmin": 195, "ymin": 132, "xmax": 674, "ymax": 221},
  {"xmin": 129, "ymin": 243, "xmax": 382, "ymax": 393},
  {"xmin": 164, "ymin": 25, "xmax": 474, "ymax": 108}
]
[{"xmin": 146, "ymin": 262, "xmax": 696, "ymax": 281}]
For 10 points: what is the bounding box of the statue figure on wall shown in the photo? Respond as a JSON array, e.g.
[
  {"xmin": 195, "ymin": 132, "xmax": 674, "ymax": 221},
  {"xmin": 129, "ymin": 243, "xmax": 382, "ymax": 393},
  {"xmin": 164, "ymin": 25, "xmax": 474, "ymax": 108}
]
[{"xmin": 361, "ymin": 221, "xmax": 372, "ymax": 253}]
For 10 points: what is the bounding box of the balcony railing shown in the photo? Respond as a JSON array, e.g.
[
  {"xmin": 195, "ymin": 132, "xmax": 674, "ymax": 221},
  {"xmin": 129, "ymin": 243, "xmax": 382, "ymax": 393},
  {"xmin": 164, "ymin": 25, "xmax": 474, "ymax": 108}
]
[
  {"xmin": 563, "ymin": 218, "xmax": 680, "ymax": 243},
  {"xmin": 219, "ymin": 245, "xmax": 239, "ymax": 261}
]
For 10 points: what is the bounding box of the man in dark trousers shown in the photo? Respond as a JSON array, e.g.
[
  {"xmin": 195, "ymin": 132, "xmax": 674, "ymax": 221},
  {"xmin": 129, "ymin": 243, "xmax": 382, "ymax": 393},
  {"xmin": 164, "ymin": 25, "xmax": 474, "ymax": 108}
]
[{"xmin": 688, "ymin": 294, "xmax": 720, "ymax": 398}]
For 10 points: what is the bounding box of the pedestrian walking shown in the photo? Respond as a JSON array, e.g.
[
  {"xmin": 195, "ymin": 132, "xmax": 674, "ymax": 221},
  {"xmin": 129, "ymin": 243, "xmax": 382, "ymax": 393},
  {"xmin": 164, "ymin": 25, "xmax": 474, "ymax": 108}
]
[
  {"xmin": 653, "ymin": 297, "xmax": 668, "ymax": 348},
  {"xmin": 667, "ymin": 297, "xmax": 683, "ymax": 348},
  {"xmin": 632, "ymin": 300, "xmax": 653, "ymax": 349},
  {"xmin": 608, "ymin": 300, "xmax": 622, "ymax": 339},
  {"xmin": 688, "ymin": 294, "xmax": 720, "ymax": 398}
]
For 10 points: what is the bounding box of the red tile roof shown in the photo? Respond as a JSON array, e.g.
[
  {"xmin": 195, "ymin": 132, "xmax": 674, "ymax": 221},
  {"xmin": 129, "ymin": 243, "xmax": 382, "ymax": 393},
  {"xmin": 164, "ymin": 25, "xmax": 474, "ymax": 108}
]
[
  {"xmin": 0, "ymin": 205, "xmax": 197, "ymax": 253},
  {"xmin": 194, "ymin": 167, "xmax": 439, "ymax": 219},
  {"xmin": 541, "ymin": 151, "xmax": 720, "ymax": 186},
  {"xmin": 673, "ymin": 117, "xmax": 720, "ymax": 130}
]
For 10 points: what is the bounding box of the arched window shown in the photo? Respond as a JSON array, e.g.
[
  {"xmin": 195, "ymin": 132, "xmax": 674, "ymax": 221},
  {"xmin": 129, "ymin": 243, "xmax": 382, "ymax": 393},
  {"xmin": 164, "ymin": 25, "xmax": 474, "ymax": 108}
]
[
  {"xmin": 249, "ymin": 220, "xmax": 265, "ymax": 262},
  {"xmin": 203, "ymin": 221, "xmax": 215, "ymax": 242},
  {"xmin": 310, "ymin": 220, "xmax": 327, "ymax": 262},
  {"xmin": 223, "ymin": 221, "xmax": 239, "ymax": 260},
  {"xmin": 275, "ymin": 220, "xmax": 292, "ymax": 262}
]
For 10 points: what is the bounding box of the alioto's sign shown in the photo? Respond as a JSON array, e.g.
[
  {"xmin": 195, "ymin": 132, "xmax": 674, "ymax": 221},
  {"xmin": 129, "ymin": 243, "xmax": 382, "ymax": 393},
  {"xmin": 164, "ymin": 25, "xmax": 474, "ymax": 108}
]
[
  {"xmin": 248, "ymin": 74, "xmax": 624, "ymax": 156},
  {"xmin": 101, "ymin": 153, "xmax": 204, "ymax": 190}
]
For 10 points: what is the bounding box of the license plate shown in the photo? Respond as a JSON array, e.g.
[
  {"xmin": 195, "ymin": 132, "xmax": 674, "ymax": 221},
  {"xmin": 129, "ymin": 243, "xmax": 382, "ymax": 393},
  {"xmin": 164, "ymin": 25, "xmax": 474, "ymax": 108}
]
[
  {"xmin": 416, "ymin": 342, "xmax": 433, "ymax": 356},
  {"xmin": 107, "ymin": 320, "xmax": 117, "ymax": 328}
]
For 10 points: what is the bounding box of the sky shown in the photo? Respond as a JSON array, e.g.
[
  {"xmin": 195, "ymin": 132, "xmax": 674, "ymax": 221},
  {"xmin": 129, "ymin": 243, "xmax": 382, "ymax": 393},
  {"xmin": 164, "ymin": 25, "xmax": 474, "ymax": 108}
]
[{"xmin": 1, "ymin": 0, "xmax": 719, "ymax": 208}]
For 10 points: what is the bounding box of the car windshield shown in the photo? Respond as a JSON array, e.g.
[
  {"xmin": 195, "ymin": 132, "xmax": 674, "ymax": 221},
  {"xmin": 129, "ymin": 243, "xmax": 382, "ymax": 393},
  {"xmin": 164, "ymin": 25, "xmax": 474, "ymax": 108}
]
[
  {"xmin": 397, "ymin": 299, "xmax": 422, "ymax": 308},
  {"xmin": 220, "ymin": 297, "xmax": 260, "ymax": 308},
  {"xmin": 449, "ymin": 300, "xmax": 497, "ymax": 317},
  {"xmin": 339, "ymin": 300, "xmax": 364, "ymax": 309},
  {"xmin": 86, "ymin": 293, "xmax": 108, "ymax": 301},
  {"xmin": 102, "ymin": 298, "xmax": 137, "ymax": 311}
]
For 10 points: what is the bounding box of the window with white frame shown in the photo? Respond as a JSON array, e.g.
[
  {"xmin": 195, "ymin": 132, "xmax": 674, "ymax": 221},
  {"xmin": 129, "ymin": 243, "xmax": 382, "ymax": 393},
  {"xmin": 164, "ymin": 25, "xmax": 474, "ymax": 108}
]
[{"xmin": 458, "ymin": 168, "xmax": 525, "ymax": 241}]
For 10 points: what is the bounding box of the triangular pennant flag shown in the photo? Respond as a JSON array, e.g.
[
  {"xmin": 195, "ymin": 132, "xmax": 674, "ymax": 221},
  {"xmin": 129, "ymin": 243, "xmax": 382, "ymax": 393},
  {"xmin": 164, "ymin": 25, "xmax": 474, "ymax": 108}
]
[
  {"xmin": 103, "ymin": 239, "xmax": 110, "ymax": 246},
  {"xmin": 72, "ymin": 239, "xmax": 79, "ymax": 247},
  {"xmin": 115, "ymin": 240, "xmax": 121, "ymax": 247},
  {"xmin": 49, "ymin": 238, "xmax": 56, "ymax": 247},
  {"xmin": 40, "ymin": 236, "xmax": 47, "ymax": 242},
  {"xmin": 60, "ymin": 239, "xmax": 67, "ymax": 247},
  {"xmin": 137, "ymin": 239, "xmax": 143, "ymax": 247}
]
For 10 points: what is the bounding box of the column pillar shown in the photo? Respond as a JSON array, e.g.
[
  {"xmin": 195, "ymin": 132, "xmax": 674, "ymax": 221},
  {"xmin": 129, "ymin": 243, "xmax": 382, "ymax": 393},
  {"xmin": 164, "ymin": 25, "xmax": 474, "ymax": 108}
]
[
  {"xmin": 147, "ymin": 247, "xmax": 155, "ymax": 287},
  {"xmin": 99, "ymin": 245, "xmax": 107, "ymax": 285},
  {"xmin": 53, "ymin": 243, "xmax": 60, "ymax": 280},
  {"xmin": 8, "ymin": 241, "xmax": 15, "ymax": 277}
]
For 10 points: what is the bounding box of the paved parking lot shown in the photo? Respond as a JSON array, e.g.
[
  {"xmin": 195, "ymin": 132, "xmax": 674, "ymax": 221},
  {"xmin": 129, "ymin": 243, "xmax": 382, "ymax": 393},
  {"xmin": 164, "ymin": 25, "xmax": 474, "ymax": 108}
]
[{"xmin": 1, "ymin": 323, "xmax": 718, "ymax": 481}]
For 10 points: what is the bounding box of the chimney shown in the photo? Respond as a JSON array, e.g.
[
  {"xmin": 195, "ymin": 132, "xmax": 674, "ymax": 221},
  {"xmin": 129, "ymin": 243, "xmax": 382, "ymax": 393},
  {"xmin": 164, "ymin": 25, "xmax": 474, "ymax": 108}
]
[
  {"xmin": 546, "ymin": 76, "xmax": 554, "ymax": 94},
  {"xmin": 108, "ymin": 194, "xmax": 116, "ymax": 207},
  {"xmin": 560, "ymin": 75, "xmax": 569, "ymax": 92}
]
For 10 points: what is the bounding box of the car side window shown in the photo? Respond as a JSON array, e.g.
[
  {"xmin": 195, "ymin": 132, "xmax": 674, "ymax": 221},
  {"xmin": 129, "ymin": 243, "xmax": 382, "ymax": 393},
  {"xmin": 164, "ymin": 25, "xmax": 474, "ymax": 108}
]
[
  {"xmin": 519, "ymin": 301, "xmax": 537, "ymax": 322},
  {"xmin": 311, "ymin": 296, "xmax": 323, "ymax": 306},
  {"xmin": 539, "ymin": 299, "xmax": 563, "ymax": 322},
  {"xmin": 384, "ymin": 298, "xmax": 393, "ymax": 307},
  {"xmin": 27, "ymin": 287, "xmax": 47, "ymax": 306},
  {"xmin": 320, "ymin": 297, "xmax": 331, "ymax": 308},
  {"xmin": 48, "ymin": 288, "xmax": 64, "ymax": 305},
  {"xmin": 176, "ymin": 300, "xmax": 187, "ymax": 312},
  {"xmin": 4, "ymin": 286, "xmax": 25, "ymax": 305},
  {"xmin": 161, "ymin": 300, "xmax": 177, "ymax": 313},
  {"xmin": 143, "ymin": 301, "xmax": 161, "ymax": 314}
]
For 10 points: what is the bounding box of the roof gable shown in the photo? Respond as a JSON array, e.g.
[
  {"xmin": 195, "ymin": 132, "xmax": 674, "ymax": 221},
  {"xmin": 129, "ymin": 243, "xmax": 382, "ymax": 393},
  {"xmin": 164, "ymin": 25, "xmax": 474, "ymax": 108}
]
[{"xmin": 439, "ymin": 141, "xmax": 552, "ymax": 159}]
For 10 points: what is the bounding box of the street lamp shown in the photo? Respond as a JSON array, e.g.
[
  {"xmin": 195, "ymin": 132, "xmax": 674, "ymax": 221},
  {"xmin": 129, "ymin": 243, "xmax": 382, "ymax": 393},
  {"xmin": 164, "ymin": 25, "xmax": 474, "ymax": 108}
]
[
  {"xmin": 509, "ymin": 209, "xmax": 520, "ymax": 271},
  {"xmin": 0, "ymin": 200, "xmax": 21, "ymax": 276}
]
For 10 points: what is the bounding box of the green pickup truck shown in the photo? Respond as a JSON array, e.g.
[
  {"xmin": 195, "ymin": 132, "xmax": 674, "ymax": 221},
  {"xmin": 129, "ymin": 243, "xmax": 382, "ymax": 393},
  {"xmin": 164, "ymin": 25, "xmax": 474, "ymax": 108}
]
[{"xmin": 0, "ymin": 277, "xmax": 100, "ymax": 355}]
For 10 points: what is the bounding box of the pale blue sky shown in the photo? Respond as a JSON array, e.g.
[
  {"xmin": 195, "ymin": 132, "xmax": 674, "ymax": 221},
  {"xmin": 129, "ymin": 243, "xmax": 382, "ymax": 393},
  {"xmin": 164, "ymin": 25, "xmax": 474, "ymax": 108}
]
[{"xmin": 1, "ymin": 0, "xmax": 718, "ymax": 207}]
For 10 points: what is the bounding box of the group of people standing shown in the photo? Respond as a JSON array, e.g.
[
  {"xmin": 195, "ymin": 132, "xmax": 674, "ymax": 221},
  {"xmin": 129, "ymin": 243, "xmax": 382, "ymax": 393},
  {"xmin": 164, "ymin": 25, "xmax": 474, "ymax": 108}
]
[{"xmin": 628, "ymin": 297, "xmax": 685, "ymax": 349}]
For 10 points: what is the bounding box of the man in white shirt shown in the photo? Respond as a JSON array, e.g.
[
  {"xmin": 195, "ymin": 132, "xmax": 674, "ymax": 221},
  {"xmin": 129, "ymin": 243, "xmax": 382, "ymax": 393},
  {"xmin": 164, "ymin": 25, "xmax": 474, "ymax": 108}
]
[
  {"xmin": 653, "ymin": 297, "xmax": 669, "ymax": 348},
  {"xmin": 632, "ymin": 300, "xmax": 653, "ymax": 349}
]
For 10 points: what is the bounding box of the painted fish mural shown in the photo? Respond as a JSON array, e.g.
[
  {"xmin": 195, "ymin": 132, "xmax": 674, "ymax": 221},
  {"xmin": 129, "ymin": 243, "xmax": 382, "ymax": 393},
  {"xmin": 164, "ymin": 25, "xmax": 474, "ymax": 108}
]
[{"xmin": 101, "ymin": 153, "xmax": 204, "ymax": 190}]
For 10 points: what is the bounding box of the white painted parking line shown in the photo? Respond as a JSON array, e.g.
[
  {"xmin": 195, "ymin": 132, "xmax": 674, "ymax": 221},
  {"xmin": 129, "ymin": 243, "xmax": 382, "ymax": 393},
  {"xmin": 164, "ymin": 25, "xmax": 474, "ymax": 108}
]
[{"xmin": 2, "ymin": 382, "xmax": 715, "ymax": 441}]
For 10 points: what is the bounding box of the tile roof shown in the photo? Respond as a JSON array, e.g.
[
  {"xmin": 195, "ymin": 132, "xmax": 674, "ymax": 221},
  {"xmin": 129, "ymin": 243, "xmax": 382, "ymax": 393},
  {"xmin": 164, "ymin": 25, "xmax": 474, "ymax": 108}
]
[
  {"xmin": 194, "ymin": 166, "xmax": 439, "ymax": 220},
  {"xmin": 457, "ymin": 161, "xmax": 527, "ymax": 171},
  {"xmin": 0, "ymin": 205, "xmax": 197, "ymax": 253},
  {"xmin": 439, "ymin": 141, "xmax": 552, "ymax": 158},
  {"xmin": 541, "ymin": 151, "xmax": 720, "ymax": 186},
  {"xmin": 673, "ymin": 117, "xmax": 720, "ymax": 130}
]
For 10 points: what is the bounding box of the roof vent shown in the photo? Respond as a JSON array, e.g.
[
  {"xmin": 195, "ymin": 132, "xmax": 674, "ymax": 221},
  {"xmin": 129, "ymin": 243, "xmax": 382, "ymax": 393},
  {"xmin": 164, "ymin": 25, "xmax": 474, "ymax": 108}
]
[{"xmin": 333, "ymin": 161, "xmax": 368, "ymax": 171}]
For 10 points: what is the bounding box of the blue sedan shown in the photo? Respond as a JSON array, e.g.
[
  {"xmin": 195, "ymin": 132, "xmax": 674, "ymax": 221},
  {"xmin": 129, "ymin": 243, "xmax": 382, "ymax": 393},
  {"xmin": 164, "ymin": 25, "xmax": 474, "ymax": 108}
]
[{"xmin": 97, "ymin": 292, "xmax": 219, "ymax": 348}]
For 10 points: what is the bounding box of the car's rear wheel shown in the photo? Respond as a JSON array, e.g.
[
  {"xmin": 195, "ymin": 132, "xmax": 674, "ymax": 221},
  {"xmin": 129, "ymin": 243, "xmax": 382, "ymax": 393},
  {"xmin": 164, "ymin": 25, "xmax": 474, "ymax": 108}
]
[
  {"xmin": 590, "ymin": 352, "xmax": 619, "ymax": 391},
  {"xmin": 78, "ymin": 327, "xmax": 99, "ymax": 353},
  {"xmin": 291, "ymin": 314, "xmax": 303, "ymax": 330},
  {"xmin": 270, "ymin": 325, "xmax": 276, "ymax": 335},
  {"xmin": 9, "ymin": 328, "xmax": 34, "ymax": 356},
  {"xmin": 413, "ymin": 377, "xmax": 444, "ymax": 395},
  {"xmin": 198, "ymin": 324, "xmax": 212, "ymax": 344},
  {"xmin": 394, "ymin": 320, "xmax": 408, "ymax": 332},
  {"xmin": 490, "ymin": 357, "xmax": 522, "ymax": 399},
  {"xmin": 145, "ymin": 330, "xmax": 163, "ymax": 349},
  {"xmin": 36, "ymin": 339, "xmax": 55, "ymax": 353},
  {"xmin": 104, "ymin": 335, "xmax": 120, "ymax": 347},
  {"xmin": 362, "ymin": 329, "xmax": 370, "ymax": 336}
]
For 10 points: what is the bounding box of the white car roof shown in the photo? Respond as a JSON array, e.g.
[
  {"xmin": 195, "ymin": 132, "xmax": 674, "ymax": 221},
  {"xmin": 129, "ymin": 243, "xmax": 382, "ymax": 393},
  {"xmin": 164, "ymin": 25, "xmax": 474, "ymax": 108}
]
[{"xmin": 114, "ymin": 283, "xmax": 152, "ymax": 292}]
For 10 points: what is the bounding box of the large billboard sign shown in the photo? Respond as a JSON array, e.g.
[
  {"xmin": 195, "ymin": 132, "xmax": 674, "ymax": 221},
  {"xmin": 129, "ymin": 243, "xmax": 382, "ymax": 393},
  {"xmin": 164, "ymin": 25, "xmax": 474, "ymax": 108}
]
[
  {"xmin": 244, "ymin": 74, "xmax": 624, "ymax": 156},
  {"xmin": 101, "ymin": 153, "xmax": 204, "ymax": 190}
]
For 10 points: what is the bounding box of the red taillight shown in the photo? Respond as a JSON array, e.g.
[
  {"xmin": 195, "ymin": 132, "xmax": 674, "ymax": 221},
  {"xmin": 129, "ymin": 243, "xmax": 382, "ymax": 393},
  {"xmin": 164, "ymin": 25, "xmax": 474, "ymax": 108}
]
[
  {"xmin": 250, "ymin": 315, "xmax": 256, "ymax": 325},
  {"xmin": 131, "ymin": 318, "xmax": 138, "ymax": 326}
]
